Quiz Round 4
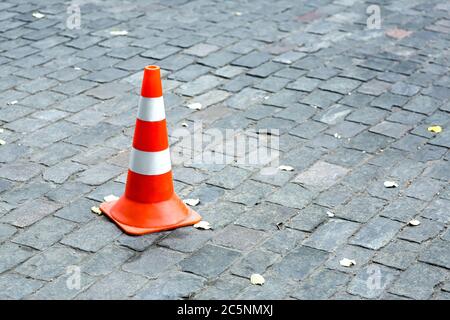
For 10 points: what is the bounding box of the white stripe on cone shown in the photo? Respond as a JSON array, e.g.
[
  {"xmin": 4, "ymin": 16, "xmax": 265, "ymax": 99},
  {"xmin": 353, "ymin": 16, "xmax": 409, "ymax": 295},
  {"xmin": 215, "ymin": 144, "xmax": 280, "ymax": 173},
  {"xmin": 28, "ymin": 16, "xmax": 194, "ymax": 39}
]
[
  {"xmin": 137, "ymin": 96, "xmax": 166, "ymax": 122},
  {"xmin": 129, "ymin": 147, "xmax": 172, "ymax": 175}
]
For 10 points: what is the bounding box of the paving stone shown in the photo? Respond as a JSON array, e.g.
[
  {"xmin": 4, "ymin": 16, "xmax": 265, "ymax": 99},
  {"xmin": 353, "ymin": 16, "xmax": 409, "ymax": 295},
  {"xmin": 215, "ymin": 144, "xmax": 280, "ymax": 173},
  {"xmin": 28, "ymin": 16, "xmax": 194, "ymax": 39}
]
[
  {"xmin": 16, "ymin": 245, "xmax": 86, "ymax": 281},
  {"xmin": 230, "ymin": 248, "xmax": 279, "ymax": 278},
  {"xmin": 423, "ymin": 160, "xmax": 450, "ymax": 181},
  {"xmin": 177, "ymin": 75, "xmax": 222, "ymax": 97},
  {"xmin": 12, "ymin": 216, "xmax": 76, "ymax": 250},
  {"xmin": 179, "ymin": 244, "xmax": 241, "ymax": 279},
  {"xmin": 369, "ymin": 121, "xmax": 411, "ymax": 138},
  {"xmin": 206, "ymin": 166, "xmax": 251, "ymax": 190},
  {"xmin": 261, "ymin": 229, "xmax": 307, "ymax": 255},
  {"xmin": 380, "ymin": 196, "xmax": 424, "ymax": 223},
  {"xmin": 429, "ymin": 129, "xmax": 450, "ymax": 149},
  {"xmin": 294, "ymin": 160, "xmax": 349, "ymax": 191},
  {"xmin": 213, "ymin": 224, "xmax": 267, "ymax": 251},
  {"xmin": 61, "ymin": 218, "xmax": 122, "ymax": 252},
  {"xmin": 115, "ymin": 224, "xmax": 165, "ymax": 249},
  {"xmin": 315, "ymin": 104, "xmax": 352, "ymax": 125},
  {"xmin": 83, "ymin": 244, "xmax": 134, "ymax": 276},
  {"xmin": 404, "ymin": 176, "xmax": 444, "ymax": 201},
  {"xmin": 347, "ymin": 131, "xmax": 393, "ymax": 153},
  {"xmin": 184, "ymin": 43, "xmax": 219, "ymax": 57},
  {"xmin": 43, "ymin": 160, "xmax": 86, "ymax": 184},
  {"xmin": 389, "ymin": 263, "xmax": 446, "ymax": 299},
  {"xmin": 390, "ymin": 82, "xmax": 421, "ymax": 96},
  {"xmin": 347, "ymin": 106, "xmax": 388, "ymax": 125},
  {"xmin": 46, "ymin": 182, "xmax": 93, "ymax": 204},
  {"xmin": 225, "ymin": 87, "xmax": 267, "ymax": 110},
  {"xmin": 224, "ymin": 180, "xmax": 275, "ymax": 206},
  {"xmin": 0, "ymin": 242, "xmax": 35, "ymax": 273},
  {"xmin": 319, "ymin": 77, "xmax": 361, "ymax": 94},
  {"xmin": 357, "ymin": 79, "xmax": 391, "ymax": 96},
  {"xmin": 194, "ymin": 274, "xmax": 247, "ymax": 299},
  {"xmin": 399, "ymin": 218, "xmax": 445, "ymax": 243},
  {"xmin": 1, "ymin": 198, "xmax": 61, "ymax": 228},
  {"xmin": 199, "ymin": 50, "xmax": 239, "ymax": 68},
  {"xmin": 76, "ymin": 163, "xmax": 123, "ymax": 186},
  {"xmin": 197, "ymin": 201, "xmax": 246, "ymax": 230},
  {"xmin": 272, "ymin": 246, "xmax": 329, "ymax": 281},
  {"xmin": 289, "ymin": 121, "xmax": 327, "ymax": 139},
  {"xmin": 336, "ymin": 195, "xmax": 386, "ymax": 223},
  {"xmin": 232, "ymin": 51, "xmax": 271, "ymax": 68},
  {"xmin": 0, "ymin": 273, "xmax": 44, "ymax": 299},
  {"xmin": 325, "ymin": 244, "xmax": 374, "ymax": 273},
  {"xmin": 0, "ymin": 162, "xmax": 43, "ymax": 182},
  {"xmin": 287, "ymin": 76, "xmax": 321, "ymax": 92},
  {"xmin": 347, "ymin": 264, "xmax": 399, "ymax": 299},
  {"xmin": 291, "ymin": 268, "xmax": 350, "ymax": 299},
  {"xmin": 77, "ymin": 270, "xmax": 147, "ymax": 299},
  {"xmin": 371, "ymin": 93, "xmax": 408, "ymax": 110},
  {"xmin": 268, "ymin": 183, "xmax": 314, "ymax": 209},
  {"xmin": 373, "ymin": 239, "xmax": 421, "ymax": 270},
  {"xmin": 419, "ymin": 239, "xmax": 450, "ymax": 269},
  {"xmin": 30, "ymin": 271, "xmax": 95, "ymax": 300},
  {"xmin": 123, "ymin": 247, "xmax": 185, "ymax": 278},
  {"xmin": 304, "ymin": 219, "xmax": 360, "ymax": 252},
  {"xmin": 158, "ymin": 226, "xmax": 213, "ymax": 253},
  {"xmin": 386, "ymin": 110, "xmax": 426, "ymax": 125},
  {"xmin": 135, "ymin": 272, "xmax": 206, "ymax": 300},
  {"xmin": 350, "ymin": 216, "xmax": 403, "ymax": 250}
]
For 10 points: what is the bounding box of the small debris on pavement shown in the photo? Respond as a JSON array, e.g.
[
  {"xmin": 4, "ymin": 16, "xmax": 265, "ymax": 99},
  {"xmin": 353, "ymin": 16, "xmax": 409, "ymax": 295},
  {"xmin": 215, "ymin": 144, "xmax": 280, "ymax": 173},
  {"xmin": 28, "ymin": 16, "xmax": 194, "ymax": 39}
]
[
  {"xmin": 276, "ymin": 222, "xmax": 285, "ymax": 230},
  {"xmin": 250, "ymin": 274, "xmax": 265, "ymax": 285},
  {"xmin": 91, "ymin": 206, "xmax": 102, "ymax": 215},
  {"xmin": 408, "ymin": 219, "xmax": 421, "ymax": 226},
  {"xmin": 181, "ymin": 122, "xmax": 189, "ymax": 127},
  {"xmin": 110, "ymin": 30, "xmax": 128, "ymax": 36},
  {"xmin": 334, "ymin": 133, "xmax": 341, "ymax": 139},
  {"xmin": 183, "ymin": 198, "xmax": 200, "ymax": 206},
  {"xmin": 104, "ymin": 195, "xmax": 119, "ymax": 202},
  {"xmin": 32, "ymin": 12, "xmax": 45, "ymax": 19},
  {"xmin": 193, "ymin": 221, "xmax": 211, "ymax": 230},
  {"xmin": 326, "ymin": 211, "xmax": 335, "ymax": 217},
  {"xmin": 427, "ymin": 125, "xmax": 442, "ymax": 133},
  {"xmin": 278, "ymin": 165, "xmax": 294, "ymax": 171},
  {"xmin": 339, "ymin": 258, "xmax": 356, "ymax": 267},
  {"xmin": 384, "ymin": 180, "xmax": 399, "ymax": 188},
  {"xmin": 187, "ymin": 102, "xmax": 202, "ymax": 110},
  {"xmin": 8, "ymin": 100, "xmax": 18, "ymax": 105},
  {"xmin": 0, "ymin": 139, "xmax": 6, "ymax": 146}
]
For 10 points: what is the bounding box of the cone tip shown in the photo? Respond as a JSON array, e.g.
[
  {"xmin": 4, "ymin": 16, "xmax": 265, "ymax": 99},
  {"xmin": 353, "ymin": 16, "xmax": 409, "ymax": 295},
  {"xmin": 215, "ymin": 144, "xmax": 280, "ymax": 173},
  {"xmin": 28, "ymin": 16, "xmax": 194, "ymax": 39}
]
[{"xmin": 141, "ymin": 65, "xmax": 162, "ymax": 98}]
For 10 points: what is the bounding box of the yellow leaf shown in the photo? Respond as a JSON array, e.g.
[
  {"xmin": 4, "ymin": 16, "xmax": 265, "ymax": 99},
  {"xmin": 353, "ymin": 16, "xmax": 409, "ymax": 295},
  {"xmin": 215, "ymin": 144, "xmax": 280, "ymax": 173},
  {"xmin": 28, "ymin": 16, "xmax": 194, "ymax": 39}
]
[
  {"xmin": 250, "ymin": 274, "xmax": 265, "ymax": 285},
  {"xmin": 427, "ymin": 126, "xmax": 442, "ymax": 133}
]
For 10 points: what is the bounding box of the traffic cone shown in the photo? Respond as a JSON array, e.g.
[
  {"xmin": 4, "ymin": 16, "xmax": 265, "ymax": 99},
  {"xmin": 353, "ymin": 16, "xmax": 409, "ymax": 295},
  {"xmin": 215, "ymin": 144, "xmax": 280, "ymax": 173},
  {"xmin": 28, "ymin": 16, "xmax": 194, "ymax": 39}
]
[{"xmin": 100, "ymin": 65, "xmax": 201, "ymax": 235}]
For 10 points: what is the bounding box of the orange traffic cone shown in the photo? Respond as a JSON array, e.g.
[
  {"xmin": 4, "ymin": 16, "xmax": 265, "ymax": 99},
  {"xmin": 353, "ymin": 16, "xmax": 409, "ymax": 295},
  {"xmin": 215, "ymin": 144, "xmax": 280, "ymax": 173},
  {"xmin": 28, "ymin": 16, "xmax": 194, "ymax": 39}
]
[{"xmin": 100, "ymin": 65, "xmax": 201, "ymax": 235}]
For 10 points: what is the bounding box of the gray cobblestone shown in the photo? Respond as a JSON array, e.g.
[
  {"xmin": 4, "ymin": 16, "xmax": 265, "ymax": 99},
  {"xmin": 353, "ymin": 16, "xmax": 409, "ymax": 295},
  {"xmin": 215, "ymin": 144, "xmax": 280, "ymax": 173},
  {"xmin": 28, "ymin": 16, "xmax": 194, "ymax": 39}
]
[
  {"xmin": 389, "ymin": 263, "xmax": 446, "ymax": 299},
  {"xmin": 350, "ymin": 216, "xmax": 403, "ymax": 250},
  {"xmin": 180, "ymin": 244, "xmax": 241, "ymax": 279}
]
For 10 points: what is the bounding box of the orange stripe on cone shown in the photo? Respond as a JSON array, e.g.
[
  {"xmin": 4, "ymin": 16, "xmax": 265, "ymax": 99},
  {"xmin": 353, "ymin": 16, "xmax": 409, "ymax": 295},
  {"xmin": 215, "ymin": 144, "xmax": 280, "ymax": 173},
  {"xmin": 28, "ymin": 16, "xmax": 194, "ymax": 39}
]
[{"xmin": 100, "ymin": 65, "xmax": 201, "ymax": 235}]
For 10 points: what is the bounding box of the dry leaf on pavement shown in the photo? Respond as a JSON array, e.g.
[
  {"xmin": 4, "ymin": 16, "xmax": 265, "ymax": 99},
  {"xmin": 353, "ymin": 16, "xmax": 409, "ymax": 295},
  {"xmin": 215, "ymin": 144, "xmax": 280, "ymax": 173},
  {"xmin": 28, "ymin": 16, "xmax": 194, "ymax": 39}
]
[
  {"xmin": 91, "ymin": 206, "xmax": 102, "ymax": 215},
  {"xmin": 193, "ymin": 221, "xmax": 211, "ymax": 230},
  {"xmin": 278, "ymin": 165, "xmax": 294, "ymax": 171},
  {"xmin": 187, "ymin": 102, "xmax": 202, "ymax": 110},
  {"xmin": 339, "ymin": 258, "xmax": 356, "ymax": 267},
  {"xmin": 183, "ymin": 198, "xmax": 200, "ymax": 206},
  {"xmin": 384, "ymin": 181, "xmax": 399, "ymax": 188},
  {"xmin": 104, "ymin": 195, "xmax": 119, "ymax": 202},
  {"xmin": 408, "ymin": 219, "xmax": 421, "ymax": 226},
  {"xmin": 250, "ymin": 274, "xmax": 265, "ymax": 285}
]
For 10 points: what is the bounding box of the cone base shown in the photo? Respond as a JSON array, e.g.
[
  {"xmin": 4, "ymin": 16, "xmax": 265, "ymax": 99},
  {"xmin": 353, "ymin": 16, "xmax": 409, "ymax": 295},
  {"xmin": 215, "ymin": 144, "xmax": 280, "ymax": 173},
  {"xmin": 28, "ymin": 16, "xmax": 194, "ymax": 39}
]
[{"xmin": 100, "ymin": 194, "xmax": 201, "ymax": 235}]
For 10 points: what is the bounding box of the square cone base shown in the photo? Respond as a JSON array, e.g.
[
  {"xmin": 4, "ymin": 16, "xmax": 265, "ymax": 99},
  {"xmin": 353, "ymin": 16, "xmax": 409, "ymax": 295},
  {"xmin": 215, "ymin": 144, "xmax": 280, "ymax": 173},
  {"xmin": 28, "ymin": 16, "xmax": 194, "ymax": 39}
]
[{"xmin": 100, "ymin": 195, "xmax": 201, "ymax": 235}]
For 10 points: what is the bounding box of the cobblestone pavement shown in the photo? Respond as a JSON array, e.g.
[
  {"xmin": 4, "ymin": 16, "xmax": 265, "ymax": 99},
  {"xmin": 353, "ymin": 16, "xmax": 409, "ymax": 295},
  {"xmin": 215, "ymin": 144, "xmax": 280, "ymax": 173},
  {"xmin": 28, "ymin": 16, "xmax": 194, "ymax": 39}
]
[{"xmin": 0, "ymin": 0, "xmax": 449, "ymax": 300}]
